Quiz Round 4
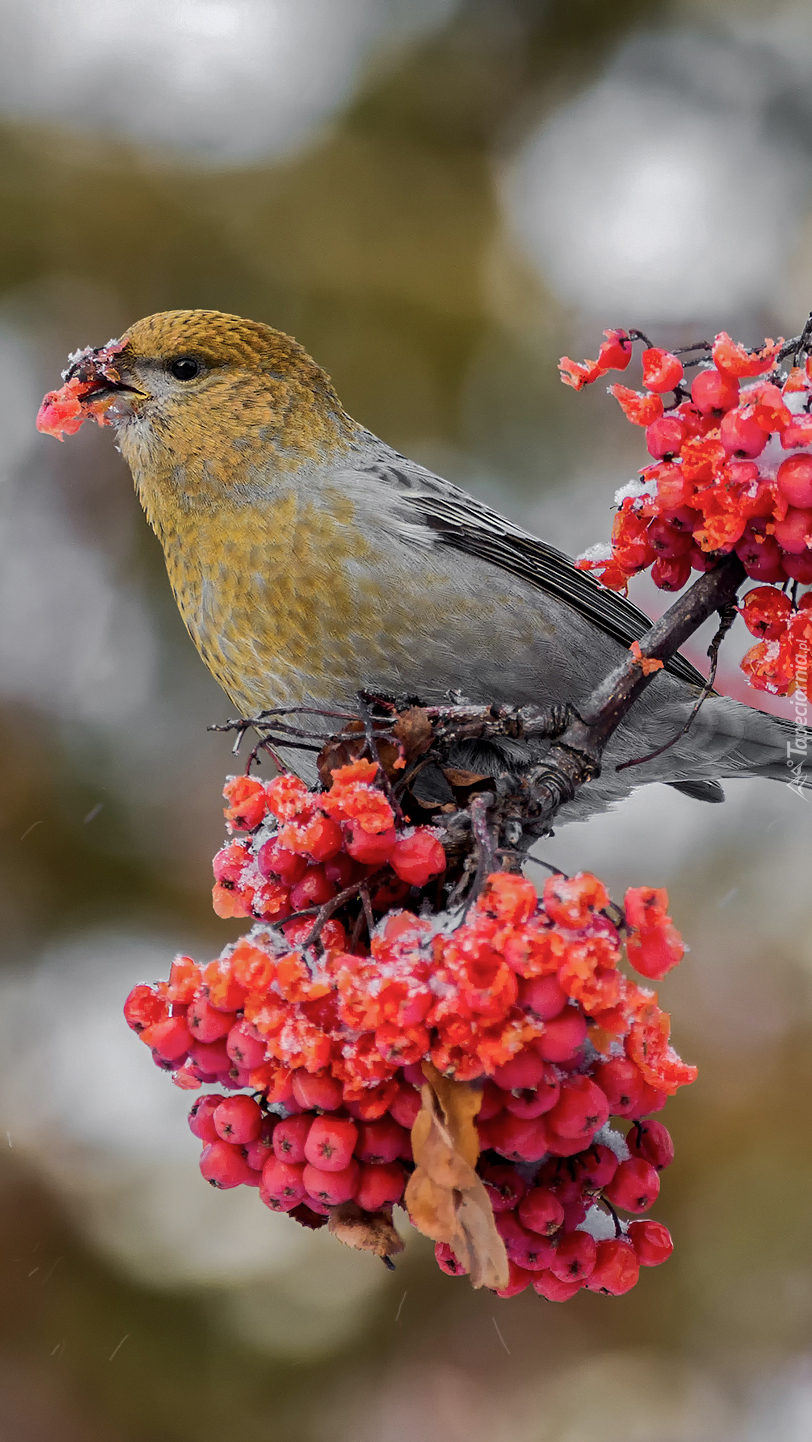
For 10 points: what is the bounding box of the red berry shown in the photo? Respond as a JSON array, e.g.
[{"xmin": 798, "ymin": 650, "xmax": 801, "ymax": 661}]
[
  {"xmin": 547, "ymin": 1076, "xmax": 609, "ymax": 1142},
  {"xmin": 289, "ymin": 866, "xmax": 336, "ymax": 910},
  {"xmin": 647, "ymin": 517, "xmax": 692, "ymax": 557},
  {"xmin": 627, "ymin": 1119, "xmax": 674, "ymax": 1170},
  {"xmin": 691, "ymin": 367, "xmax": 739, "ymax": 414},
  {"xmin": 777, "ymin": 454, "xmax": 812, "ymax": 509},
  {"xmin": 261, "ymin": 1155, "xmax": 307, "ymax": 1203},
  {"xmin": 256, "ymin": 839, "xmax": 308, "ymax": 884},
  {"xmin": 533, "ymin": 1270, "xmax": 583, "ymax": 1301},
  {"xmin": 323, "ymin": 853, "xmax": 363, "ymax": 888},
  {"xmin": 549, "ymin": 1230, "xmax": 597, "ymax": 1282},
  {"xmin": 737, "ymin": 529, "xmax": 786, "ymax": 582},
  {"xmin": 495, "ymin": 1211, "xmax": 555, "ymax": 1270},
  {"xmin": 388, "ymin": 1084, "xmax": 421, "ymax": 1130},
  {"xmin": 603, "ymin": 1158, "xmax": 660, "ymax": 1213},
  {"xmin": 435, "ymin": 1242, "xmax": 467, "ymax": 1275},
  {"xmin": 627, "ymin": 1082, "xmax": 667, "ymax": 1119},
  {"xmin": 188, "ymin": 1093, "xmax": 225, "ymax": 1143},
  {"xmin": 503, "ymin": 1064, "xmax": 560, "ymax": 1119},
  {"xmin": 535, "ymin": 1009, "xmax": 587, "ymax": 1063},
  {"xmin": 355, "ymin": 1161, "xmax": 405, "ymax": 1210},
  {"xmin": 344, "ymin": 825, "xmax": 397, "ymax": 865},
  {"xmin": 585, "ymin": 1238, "xmax": 640, "ymax": 1295},
  {"xmin": 187, "ymin": 997, "xmax": 234, "ymax": 1044},
  {"xmin": 774, "ymin": 507, "xmax": 812, "ymax": 555},
  {"xmin": 651, "ymin": 554, "xmax": 691, "ymax": 591},
  {"xmin": 719, "ymin": 407, "xmax": 768, "ymax": 458},
  {"xmin": 259, "ymin": 1184, "xmax": 300, "ymax": 1213},
  {"xmin": 189, "ymin": 1038, "xmax": 231, "ymax": 1077},
  {"xmin": 273, "ymin": 1114, "xmax": 313, "ymax": 1164},
  {"xmin": 282, "ymin": 813, "xmax": 343, "ymax": 862},
  {"xmin": 213, "ymin": 1094, "xmax": 262, "ymax": 1144},
  {"xmin": 628, "ymin": 1219, "xmax": 674, "ymax": 1266},
  {"xmin": 782, "ymin": 551, "xmax": 812, "ymax": 582},
  {"xmin": 626, "ymin": 921, "xmax": 685, "ymax": 980},
  {"xmin": 543, "ymin": 872, "xmax": 609, "ymax": 928},
  {"xmin": 124, "ymin": 983, "xmax": 168, "ymax": 1033},
  {"xmin": 303, "ymin": 1159, "xmax": 360, "ymax": 1205},
  {"xmin": 518, "ymin": 974, "xmax": 567, "ymax": 1022},
  {"xmin": 141, "ymin": 1015, "xmax": 191, "ymax": 1062},
  {"xmin": 641, "ymin": 347, "xmax": 683, "ymax": 394},
  {"xmin": 304, "ymin": 1115, "xmax": 358, "ymax": 1171},
  {"xmin": 480, "ymin": 1164, "xmax": 529, "ymax": 1213},
  {"xmin": 645, "ymin": 415, "xmax": 685, "ymax": 460},
  {"xmin": 390, "ymin": 829, "xmax": 446, "ymax": 886},
  {"xmin": 354, "ymin": 1117, "xmax": 408, "ymax": 1164},
  {"xmin": 244, "ymin": 1129, "xmax": 276, "ymax": 1170},
  {"xmin": 342, "ymin": 1081, "xmax": 399, "ymax": 1121},
  {"xmin": 223, "ymin": 775, "xmax": 267, "ymax": 831},
  {"xmin": 574, "ymin": 1144, "xmax": 619, "ymax": 1191},
  {"xmin": 489, "ymin": 1113, "xmax": 549, "ymax": 1163},
  {"xmin": 199, "ymin": 1140, "xmax": 255, "ymax": 1189},
  {"xmin": 740, "ymin": 586, "xmax": 792, "ymax": 640},
  {"xmin": 492, "ymin": 1050, "xmax": 546, "ymax": 1091},
  {"xmin": 591, "ymin": 1058, "xmax": 644, "ymax": 1118},
  {"xmin": 518, "ymin": 1186, "xmax": 565, "ymax": 1236},
  {"xmin": 291, "ymin": 1069, "xmax": 343, "ymax": 1112},
  {"xmin": 226, "ymin": 1021, "xmax": 267, "ymax": 1070},
  {"xmin": 495, "ymin": 1260, "xmax": 534, "ymax": 1297}
]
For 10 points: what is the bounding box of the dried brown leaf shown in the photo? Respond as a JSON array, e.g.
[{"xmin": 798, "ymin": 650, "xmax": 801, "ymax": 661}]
[
  {"xmin": 405, "ymin": 1062, "xmax": 509, "ymax": 1291},
  {"xmin": 392, "ymin": 708, "xmax": 434, "ymax": 764},
  {"xmin": 328, "ymin": 1202, "xmax": 405, "ymax": 1259},
  {"xmin": 441, "ymin": 767, "xmax": 489, "ymax": 788}
]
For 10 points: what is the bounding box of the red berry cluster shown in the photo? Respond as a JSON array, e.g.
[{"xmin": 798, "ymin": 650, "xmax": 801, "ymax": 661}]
[
  {"xmin": 124, "ymin": 763, "xmax": 695, "ymax": 1300},
  {"xmin": 561, "ymin": 327, "xmax": 812, "ymax": 695}
]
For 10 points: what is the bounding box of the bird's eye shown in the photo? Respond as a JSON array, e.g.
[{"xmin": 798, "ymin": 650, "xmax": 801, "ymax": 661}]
[{"xmin": 168, "ymin": 356, "xmax": 202, "ymax": 381}]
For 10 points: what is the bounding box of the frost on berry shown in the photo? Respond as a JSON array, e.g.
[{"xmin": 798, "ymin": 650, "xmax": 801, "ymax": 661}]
[{"xmin": 127, "ymin": 749, "xmax": 696, "ymax": 1302}]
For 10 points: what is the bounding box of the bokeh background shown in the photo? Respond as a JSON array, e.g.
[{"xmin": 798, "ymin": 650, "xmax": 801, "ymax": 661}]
[{"xmin": 2, "ymin": 1, "xmax": 812, "ymax": 1438}]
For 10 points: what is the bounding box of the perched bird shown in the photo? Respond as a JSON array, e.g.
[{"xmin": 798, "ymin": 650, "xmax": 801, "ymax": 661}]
[{"xmin": 37, "ymin": 308, "xmax": 803, "ymax": 819}]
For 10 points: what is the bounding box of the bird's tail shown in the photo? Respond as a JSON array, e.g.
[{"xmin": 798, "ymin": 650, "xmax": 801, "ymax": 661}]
[{"xmin": 653, "ymin": 692, "xmax": 812, "ymax": 793}]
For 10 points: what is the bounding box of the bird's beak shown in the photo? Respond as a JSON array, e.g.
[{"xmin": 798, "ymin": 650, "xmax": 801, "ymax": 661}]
[
  {"xmin": 37, "ymin": 334, "xmax": 150, "ymax": 439},
  {"xmin": 62, "ymin": 335, "xmax": 149, "ymax": 423}
]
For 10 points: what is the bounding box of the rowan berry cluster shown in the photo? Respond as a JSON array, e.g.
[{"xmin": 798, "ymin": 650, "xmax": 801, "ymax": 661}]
[
  {"xmin": 124, "ymin": 760, "xmax": 695, "ymax": 1300},
  {"xmin": 561, "ymin": 327, "xmax": 812, "ymax": 695}
]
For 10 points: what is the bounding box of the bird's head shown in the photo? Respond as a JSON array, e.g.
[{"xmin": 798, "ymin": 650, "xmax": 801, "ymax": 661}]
[{"xmin": 37, "ymin": 308, "xmax": 355, "ymax": 495}]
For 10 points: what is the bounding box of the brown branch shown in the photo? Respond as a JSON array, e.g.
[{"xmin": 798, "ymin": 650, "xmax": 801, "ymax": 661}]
[{"xmin": 506, "ymin": 552, "xmax": 747, "ymax": 838}]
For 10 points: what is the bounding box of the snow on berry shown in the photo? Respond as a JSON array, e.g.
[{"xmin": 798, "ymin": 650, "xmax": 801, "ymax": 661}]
[
  {"xmin": 124, "ymin": 759, "xmax": 695, "ymax": 1302},
  {"xmin": 563, "ymin": 322, "xmax": 812, "ymax": 696}
]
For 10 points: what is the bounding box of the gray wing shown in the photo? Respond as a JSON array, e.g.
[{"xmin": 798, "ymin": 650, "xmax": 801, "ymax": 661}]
[{"xmin": 352, "ymin": 442, "xmax": 706, "ymax": 692}]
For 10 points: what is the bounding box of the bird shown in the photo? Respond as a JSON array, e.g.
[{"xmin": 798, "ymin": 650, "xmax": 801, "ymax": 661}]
[{"xmin": 38, "ymin": 307, "xmax": 805, "ymax": 821}]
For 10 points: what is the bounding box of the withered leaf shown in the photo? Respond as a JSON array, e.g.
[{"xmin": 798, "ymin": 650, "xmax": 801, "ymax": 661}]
[
  {"xmin": 405, "ymin": 1061, "xmax": 509, "ymax": 1292},
  {"xmin": 328, "ymin": 1201, "xmax": 405, "ymax": 1260},
  {"xmin": 392, "ymin": 707, "xmax": 434, "ymax": 765},
  {"xmin": 441, "ymin": 767, "xmax": 489, "ymax": 789},
  {"xmin": 317, "ymin": 723, "xmax": 366, "ymax": 787}
]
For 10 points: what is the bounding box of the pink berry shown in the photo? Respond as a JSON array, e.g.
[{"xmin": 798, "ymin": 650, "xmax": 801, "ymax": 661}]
[
  {"xmin": 645, "ymin": 415, "xmax": 685, "ymax": 460},
  {"xmin": 777, "ymin": 454, "xmax": 812, "ymax": 509},
  {"xmin": 256, "ymin": 839, "xmax": 308, "ymax": 884},
  {"xmin": 774, "ymin": 506, "xmax": 812, "ymax": 554},
  {"xmin": 199, "ymin": 1140, "xmax": 255, "ymax": 1189},
  {"xmin": 259, "ymin": 1183, "xmax": 300, "ymax": 1213},
  {"xmin": 480, "ymin": 1164, "xmax": 529, "ymax": 1213},
  {"xmin": 549, "ymin": 1230, "xmax": 597, "ymax": 1282},
  {"xmin": 503, "ymin": 1066, "xmax": 560, "ymax": 1119},
  {"xmin": 547, "ymin": 1076, "xmax": 609, "ymax": 1142},
  {"xmin": 304, "ymin": 1115, "xmax": 358, "ymax": 1172},
  {"xmin": 213, "ymin": 1094, "xmax": 262, "ymax": 1144},
  {"xmin": 492, "ymin": 1050, "xmax": 546, "ymax": 1091},
  {"xmin": 574, "ymin": 1144, "xmax": 619, "ymax": 1191},
  {"xmin": 533, "ymin": 1270, "xmax": 583, "ymax": 1301},
  {"xmin": 435, "ymin": 1242, "xmax": 467, "ymax": 1275},
  {"xmin": 189, "ymin": 1038, "xmax": 231, "ymax": 1077},
  {"xmin": 272, "ymin": 1114, "xmax": 313, "ymax": 1164},
  {"xmin": 303, "ymin": 1159, "xmax": 360, "ymax": 1206},
  {"xmin": 518, "ymin": 974, "xmax": 567, "ymax": 1022},
  {"xmin": 690, "ymin": 367, "xmax": 739, "ymax": 414},
  {"xmin": 142, "ymin": 1015, "xmax": 191, "ymax": 1062},
  {"xmin": 651, "ymin": 554, "xmax": 691, "ymax": 591},
  {"xmin": 289, "ymin": 866, "xmax": 336, "ymax": 910},
  {"xmin": 261, "ymin": 1155, "xmax": 307, "ymax": 1203},
  {"xmin": 187, "ymin": 997, "xmax": 234, "ymax": 1043},
  {"xmin": 628, "ymin": 1219, "xmax": 674, "ymax": 1266},
  {"xmin": 355, "ymin": 1162, "xmax": 405, "ymax": 1211},
  {"xmin": 489, "ymin": 1112, "xmax": 549, "ymax": 1163},
  {"xmin": 188, "ymin": 1093, "xmax": 225, "ymax": 1143},
  {"xmin": 627, "ymin": 1119, "xmax": 674, "ymax": 1170},
  {"xmin": 354, "ymin": 1117, "xmax": 408, "ymax": 1164},
  {"xmin": 390, "ymin": 829, "xmax": 446, "ymax": 886},
  {"xmin": 535, "ymin": 1009, "xmax": 587, "ymax": 1063},
  {"xmin": 495, "ymin": 1211, "xmax": 555, "ymax": 1270},
  {"xmin": 495, "ymin": 1260, "xmax": 534, "ymax": 1297},
  {"xmin": 627, "ymin": 1082, "xmax": 667, "ymax": 1119},
  {"xmin": 647, "ymin": 517, "xmax": 692, "ymax": 557},
  {"xmin": 720, "ymin": 407, "xmax": 768, "ymax": 458},
  {"xmin": 388, "ymin": 1085, "xmax": 421, "ymax": 1130},
  {"xmin": 591, "ymin": 1058, "xmax": 643, "ymax": 1118},
  {"xmin": 585, "ymin": 1238, "xmax": 640, "ymax": 1295},
  {"xmin": 518, "ymin": 1186, "xmax": 565, "ymax": 1236},
  {"xmin": 291, "ymin": 1069, "xmax": 343, "ymax": 1112},
  {"xmin": 344, "ymin": 825, "xmax": 397, "ymax": 866},
  {"xmin": 225, "ymin": 1021, "xmax": 267, "ymax": 1070},
  {"xmin": 603, "ymin": 1158, "xmax": 660, "ymax": 1213}
]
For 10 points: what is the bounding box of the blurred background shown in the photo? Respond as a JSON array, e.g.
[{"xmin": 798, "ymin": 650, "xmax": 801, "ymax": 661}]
[{"xmin": 2, "ymin": 1, "xmax": 812, "ymax": 1438}]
